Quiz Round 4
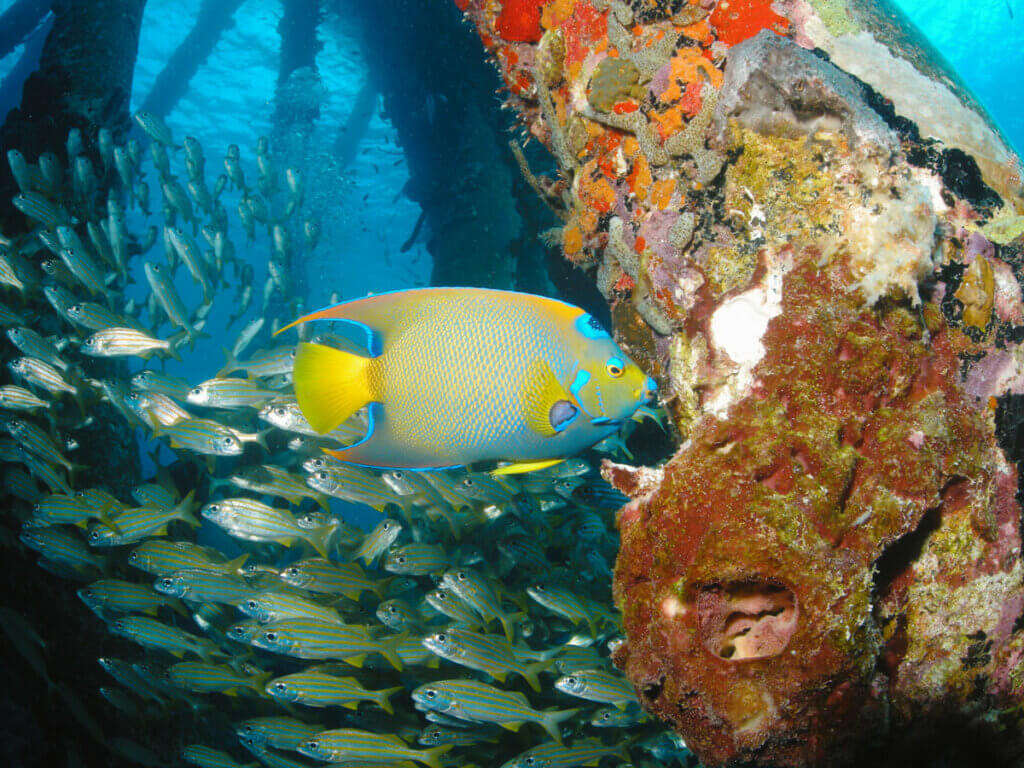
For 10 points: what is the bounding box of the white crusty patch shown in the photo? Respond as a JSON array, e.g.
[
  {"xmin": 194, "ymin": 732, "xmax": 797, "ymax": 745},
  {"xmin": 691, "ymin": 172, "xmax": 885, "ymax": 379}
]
[{"xmin": 703, "ymin": 254, "xmax": 787, "ymax": 418}]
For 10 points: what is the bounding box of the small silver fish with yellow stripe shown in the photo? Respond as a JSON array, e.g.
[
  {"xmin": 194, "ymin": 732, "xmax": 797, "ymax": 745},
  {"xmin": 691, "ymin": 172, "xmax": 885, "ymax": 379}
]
[
  {"xmin": 87, "ymin": 492, "xmax": 198, "ymax": 547},
  {"xmin": 98, "ymin": 657, "xmax": 167, "ymax": 706},
  {"xmin": 233, "ymin": 717, "xmax": 322, "ymax": 752},
  {"xmin": 200, "ymin": 497, "xmax": 331, "ymax": 558},
  {"xmin": 144, "ymin": 261, "xmax": 202, "ymax": 342},
  {"xmin": 424, "ymin": 588, "xmax": 486, "ymax": 631},
  {"xmin": 422, "ymin": 628, "xmax": 550, "ymax": 692},
  {"xmin": 499, "ymin": 737, "xmax": 629, "ymax": 768},
  {"xmin": 554, "ymin": 668, "xmax": 637, "ymax": 708},
  {"xmin": 131, "ymin": 369, "xmax": 191, "ymax": 400},
  {"xmin": 383, "ymin": 543, "xmax": 448, "ymax": 577},
  {"xmin": 154, "ymin": 417, "xmax": 244, "ymax": 455},
  {"xmin": 228, "ymin": 464, "xmax": 328, "ymax": 509},
  {"xmin": 166, "ymin": 661, "xmax": 268, "ymax": 696},
  {"xmin": 58, "ymin": 245, "xmax": 111, "ymax": 300},
  {"xmin": 6, "ymin": 327, "xmax": 68, "ymax": 371},
  {"xmin": 297, "ymin": 728, "xmax": 450, "ymax": 767},
  {"xmin": 81, "ymin": 327, "xmax": 181, "ymax": 361},
  {"xmin": 134, "ymin": 110, "xmax": 176, "ymax": 147},
  {"xmin": 108, "ymin": 615, "xmax": 222, "ymax": 661},
  {"xmin": 125, "ymin": 391, "xmax": 190, "ymax": 428},
  {"xmin": 376, "ymin": 598, "xmax": 423, "ymax": 633},
  {"xmin": 250, "ymin": 618, "xmax": 404, "ymax": 669},
  {"xmin": 264, "ymin": 670, "xmax": 402, "ymax": 713},
  {"xmin": 0, "ymin": 385, "xmax": 48, "ymax": 413},
  {"xmin": 65, "ymin": 301, "xmax": 140, "ymax": 333},
  {"xmin": 128, "ymin": 540, "xmax": 247, "ymax": 576},
  {"xmin": 410, "ymin": 678, "xmax": 578, "ymax": 745},
  {"xmin": 12, "ymin": 191, "xmax": 68, "ymax": 229},
  {"xmin": 187, "ymin": 377, "xmax": 278, "ymax": 409},
  {"xmin": 8, "ymin": 357, "xmax": 77, "ymax": 396},
  {"xmin": 441, "ymin": 568, "xmax": 520, "ymax": 642},
  {"xmin": 20, "ymin": 526, "xmax": 105, "ymax": 573},
  {"xmin": 15, "ymin": 445, "xmax": 72, "ymax": 495},
  {"xmin": 237, "ymin": 591, "xmax": 345, "ymax": 626},
  {"xmin": 220, "ymin": 345, "xmax": 295, "ymax": 378},
  {"xmin": 77, "ymin": 579, "xmax": 184, "ymax": 619},
  {"xmin": 182, "ymin": 744, "xmax": 257, "ymax": 768},
  {"xmin": 527, "ymin": 583, "xmax": 616, "ymax": 636},
  {"xmin": 278, "ymin": 558, "xmax": 390, "ymax": 601},
  {"xmin": 350, "ymin": 518, "xmax": 403, "ymax": 566},
  {"xmin": 27, "ymin": 493, "xmax": 107, "ymax": 529},
  {"xmin": 154, "ymin": 568, "xmax": 251, "ymax": 605},
  {"xmin": 4, "ymin": 417, "xmax": 75, "ymax": 471}
]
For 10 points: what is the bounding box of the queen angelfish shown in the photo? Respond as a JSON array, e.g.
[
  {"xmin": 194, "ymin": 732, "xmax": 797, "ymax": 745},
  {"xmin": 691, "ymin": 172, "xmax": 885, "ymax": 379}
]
[{"xmin": 276, "ymin": 287, "xmax": 656, "ymax": 474}]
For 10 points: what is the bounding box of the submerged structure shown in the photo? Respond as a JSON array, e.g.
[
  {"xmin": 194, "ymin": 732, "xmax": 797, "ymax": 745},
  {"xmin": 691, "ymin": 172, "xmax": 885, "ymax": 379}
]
[{"xmin": 456, "ymin": 0, "xmax": 1024, "ymax": 764}]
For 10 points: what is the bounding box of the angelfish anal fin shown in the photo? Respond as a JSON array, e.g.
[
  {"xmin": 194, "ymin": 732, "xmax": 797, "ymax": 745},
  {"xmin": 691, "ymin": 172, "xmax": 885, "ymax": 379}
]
[
  {"xmin": 491, "ymin": 458, "xmax": 565, "ymax": 477},
  {"xmin": 519, "ymin": 357, "xmax": 573, "ymax": 438}
]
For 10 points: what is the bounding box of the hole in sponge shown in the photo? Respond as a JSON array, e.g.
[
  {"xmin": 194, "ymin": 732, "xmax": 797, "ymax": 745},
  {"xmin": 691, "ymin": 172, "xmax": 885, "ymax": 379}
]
[{"xmin": 697, "ymin": 581, "xmax": 798, "ymax": 660}]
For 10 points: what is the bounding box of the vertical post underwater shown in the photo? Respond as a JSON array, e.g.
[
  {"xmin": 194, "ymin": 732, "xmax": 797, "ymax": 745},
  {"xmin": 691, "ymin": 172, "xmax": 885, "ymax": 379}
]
[{"xmin": 270, "ymin": 0, "xmax": 322, "ymax": 323}]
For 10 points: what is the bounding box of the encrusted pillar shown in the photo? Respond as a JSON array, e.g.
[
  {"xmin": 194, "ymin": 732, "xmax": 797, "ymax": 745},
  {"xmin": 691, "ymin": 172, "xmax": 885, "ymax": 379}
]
[
  {"xmin": 457, "ymin": 0, "xmax": 1024, "ymax": 764},
  {"xmin": 0, "ymin": 0, "xmax": 147, "ymax": 225}
]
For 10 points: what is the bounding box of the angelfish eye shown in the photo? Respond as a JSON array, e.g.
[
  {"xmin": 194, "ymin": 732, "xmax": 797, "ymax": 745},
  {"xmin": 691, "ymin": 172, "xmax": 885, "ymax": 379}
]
[{"xmin": 605, "ymin": 357, "xmax": 624, "ymax": 377}]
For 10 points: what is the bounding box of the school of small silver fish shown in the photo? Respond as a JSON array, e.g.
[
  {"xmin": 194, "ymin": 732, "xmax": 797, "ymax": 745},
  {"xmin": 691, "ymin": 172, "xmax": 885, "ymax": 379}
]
[{"xmin": 0, "ymin": 118, "xmax": 694, "ymax": 767}]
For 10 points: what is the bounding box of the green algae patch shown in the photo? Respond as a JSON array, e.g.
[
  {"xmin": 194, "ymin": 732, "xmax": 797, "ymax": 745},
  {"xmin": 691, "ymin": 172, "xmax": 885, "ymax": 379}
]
[{"xmin": 808, "ymin": 0, "xmax": 861, "ymax": 37}]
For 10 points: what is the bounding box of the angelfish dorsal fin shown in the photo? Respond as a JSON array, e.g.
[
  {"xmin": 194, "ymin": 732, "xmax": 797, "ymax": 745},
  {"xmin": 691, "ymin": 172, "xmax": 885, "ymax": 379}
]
[{"xmin": 519, "ymin": 358, "xmax": 576, "ymax": 437}]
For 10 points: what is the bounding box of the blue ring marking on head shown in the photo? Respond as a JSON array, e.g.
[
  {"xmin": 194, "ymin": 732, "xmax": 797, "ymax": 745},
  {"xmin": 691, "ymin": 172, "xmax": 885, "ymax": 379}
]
[
  {"xmin": 574, "ymin": 313, "xmax": 610, "ymax": 339},
  {"xmin": 569, "ymin": 369, "xmax": 595, "ymax": 418},
  {"xmin": 606, "ymin": 355, "xmax": 624, "ymax": 370},
  {"xmin": 645, "ymin": 376, "xmax": 658, "ymax": 392}
]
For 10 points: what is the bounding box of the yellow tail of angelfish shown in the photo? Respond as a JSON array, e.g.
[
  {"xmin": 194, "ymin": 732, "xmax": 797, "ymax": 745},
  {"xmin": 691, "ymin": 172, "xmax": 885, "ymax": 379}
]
[{"xmin": 293, "ymin": 342, "xmax": 372, "ymax": 434}]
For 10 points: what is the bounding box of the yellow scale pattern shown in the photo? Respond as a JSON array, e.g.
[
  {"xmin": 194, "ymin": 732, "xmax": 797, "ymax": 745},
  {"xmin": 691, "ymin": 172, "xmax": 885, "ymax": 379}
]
[{"xmin": 370, "ymin": 292, "xmax": 571, "ymax": 465}]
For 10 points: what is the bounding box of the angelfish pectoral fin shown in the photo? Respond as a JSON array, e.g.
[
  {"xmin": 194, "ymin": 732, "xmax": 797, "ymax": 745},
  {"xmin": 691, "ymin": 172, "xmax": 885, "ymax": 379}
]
[{"xmin": 520, "ymin": 358, "xmax": 576, "ymax": 438}]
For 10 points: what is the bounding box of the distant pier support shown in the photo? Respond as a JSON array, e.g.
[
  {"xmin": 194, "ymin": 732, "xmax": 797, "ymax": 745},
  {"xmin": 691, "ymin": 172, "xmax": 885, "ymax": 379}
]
[
  {"xmin": 140, "ymin": 0, "xmax": 249, "ymax": 119},
  {"xmin": 0, "ymin": 0, "xmax": 50, "ymax": 61}
]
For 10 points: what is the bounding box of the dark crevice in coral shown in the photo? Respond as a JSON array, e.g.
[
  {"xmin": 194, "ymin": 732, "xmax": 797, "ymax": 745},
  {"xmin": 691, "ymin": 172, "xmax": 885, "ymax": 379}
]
[
  {"xmin": 641, "ymin": 676, "xmax": 665, "ymax": 702},
  {"xmin": 872, "ymin": 505, "xmax": 943, "ymax": 599}
]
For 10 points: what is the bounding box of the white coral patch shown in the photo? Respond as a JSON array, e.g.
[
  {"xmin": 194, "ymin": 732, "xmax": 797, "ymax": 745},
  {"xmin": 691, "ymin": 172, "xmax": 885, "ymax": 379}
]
[
  {"xmin": 709, "ymin": 267, "xmax": 784, "ymax": 366},
  {"xmin": 703, "ymin": 253, "xmax": 788, "ymax": 418},
  {"xmin": 844, "ymin": 179, "xmax": 937, "ymax": 306}
]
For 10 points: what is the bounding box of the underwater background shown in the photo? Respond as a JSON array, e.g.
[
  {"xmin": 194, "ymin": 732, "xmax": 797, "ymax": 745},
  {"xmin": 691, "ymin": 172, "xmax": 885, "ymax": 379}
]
[{"xmin": 0, "ymin": 1, "xmax": 1021, "ymax": 768}]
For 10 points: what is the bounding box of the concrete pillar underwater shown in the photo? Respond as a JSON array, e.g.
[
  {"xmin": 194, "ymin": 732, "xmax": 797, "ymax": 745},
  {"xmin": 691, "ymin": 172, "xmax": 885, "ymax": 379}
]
[{"xmin": 456, "ymin": 0, "xmax": 1024, "ymax": 764}]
